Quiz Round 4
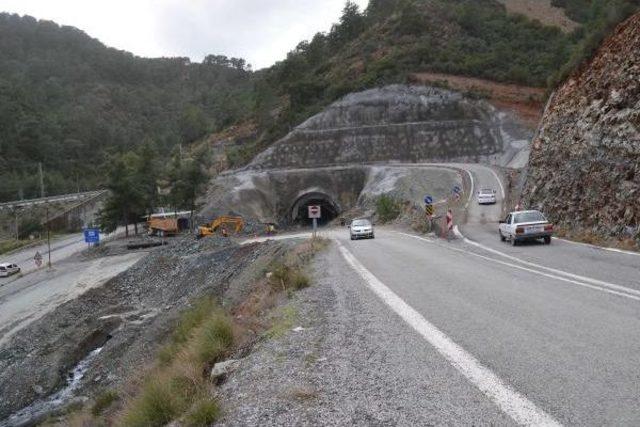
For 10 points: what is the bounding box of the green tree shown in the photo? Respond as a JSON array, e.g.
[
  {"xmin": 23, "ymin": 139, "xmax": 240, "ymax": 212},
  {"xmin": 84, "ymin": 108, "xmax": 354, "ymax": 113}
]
[
  {"xmin": 98, "ymin": 152, "xmax": 145, "ymax": 236},
  {"xmin": 168, "ymin": 148, "xmax": 210, "ymax": 227},
  {"xmin": 179, "ymin": 105, "xmax": 209, "ymax": 144}
]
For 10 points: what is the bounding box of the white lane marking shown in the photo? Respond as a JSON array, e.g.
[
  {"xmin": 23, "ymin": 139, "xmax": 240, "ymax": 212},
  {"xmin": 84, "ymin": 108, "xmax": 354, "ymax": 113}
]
[
  {"xmin": 337, "ymin": 241, "xmax": 561, "ymax": 427},
  {"xmin": 553, "ymin": 237, "xmax": 640, "ymax": 258},
  {"xmin": 453, "ymin": 227, "xmax": 640, "ymax": 298},
  {"xmin": 464, "ymin": 169, "xmax": 474, "ymax": 210},
  {"xmin": 400, "ymin": 231, "xmax": 640, "ymax": 302},
  {"xmin": 488, "ymin": 168, "xmax": 506, "ymax": 199}
]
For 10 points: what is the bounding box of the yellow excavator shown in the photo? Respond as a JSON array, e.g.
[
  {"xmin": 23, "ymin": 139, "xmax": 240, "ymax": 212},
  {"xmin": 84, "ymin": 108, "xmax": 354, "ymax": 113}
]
[{"xmin": 198, "ymin": 216, "xmax": 244, "ymax": 238}]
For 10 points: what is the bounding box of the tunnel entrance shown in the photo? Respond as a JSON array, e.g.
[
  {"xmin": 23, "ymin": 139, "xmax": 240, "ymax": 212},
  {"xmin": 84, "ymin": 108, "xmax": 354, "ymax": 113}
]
[{"xmin": 290, "ymin": 192, "xmax": 340, "ymax": 226}]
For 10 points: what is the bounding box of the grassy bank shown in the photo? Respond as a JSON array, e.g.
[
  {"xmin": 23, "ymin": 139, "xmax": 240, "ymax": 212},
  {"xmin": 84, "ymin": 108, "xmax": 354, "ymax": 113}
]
[{"xmin": 59, "ymin": 238, "xmax": 329, "ymax": 426}]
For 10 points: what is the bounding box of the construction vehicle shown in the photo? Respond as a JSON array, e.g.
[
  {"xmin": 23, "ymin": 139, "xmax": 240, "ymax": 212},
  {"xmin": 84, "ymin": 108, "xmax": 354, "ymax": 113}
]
[
  {"xmin": 148, "ymin": 218, "xmax": 180, "ymax": 237},
  {"xmin": 147, "ymin": 211, "xmax": 192, "ymax": 237},
  {"xmin": 198, "ymin": 216, "xmax": 244, "ymax": 238}
]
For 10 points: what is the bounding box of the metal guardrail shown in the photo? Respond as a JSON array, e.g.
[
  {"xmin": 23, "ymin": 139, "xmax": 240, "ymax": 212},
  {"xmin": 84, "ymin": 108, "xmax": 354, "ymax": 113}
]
[{"xmin": 0, "ymin": 190, "xmax": 107, "ymax": 210}]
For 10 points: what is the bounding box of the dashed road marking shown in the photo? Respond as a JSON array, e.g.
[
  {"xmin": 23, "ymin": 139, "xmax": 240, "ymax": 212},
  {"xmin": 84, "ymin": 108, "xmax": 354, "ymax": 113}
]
[{"xmin": 337, "ymin": 241, "xmax": 562, "ymax": 427}]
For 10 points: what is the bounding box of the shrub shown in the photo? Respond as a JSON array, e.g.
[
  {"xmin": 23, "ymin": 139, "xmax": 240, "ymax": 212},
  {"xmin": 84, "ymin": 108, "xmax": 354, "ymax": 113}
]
[
  {"xmin": 122, "ymin": 378, "xmax": 182, "ymax": 427},
  {"xmin": 186, "ymin": 398, "xmax": 221, "ymax": 426},
  {"xmin": 91, "ymin": 390, "xmax": 119, "ymax": 416},
  {"xmin": 291, "ymin": 271, "xmax": 310, "ymax": 290},
  {"xmin": 376, "ymin": 194, "xmax": 402, "ymax": 223},
  {"xmin": 194, "ymin": 313, "xmax": 234, "ymax": 366}
]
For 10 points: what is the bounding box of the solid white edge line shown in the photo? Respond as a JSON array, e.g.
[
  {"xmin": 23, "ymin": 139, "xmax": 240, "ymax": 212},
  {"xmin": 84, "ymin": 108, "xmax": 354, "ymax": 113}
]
[
  {"xmin": 488, "ymin": 167, "xmax": 506, "ymax": 200},
  {"xmin": 336, "ymin": 241, "xmax": 561, "ymax": 427},
  {"xmin": 414, "ymin": 229, "xmax": 640, "ymax": 302},
  {"xmin": 553, "ymin": 237, "xmax": 640, "ymax": 258},
  {"xmin": 452, "ymin": 227, "xmax": 640, "ymax": 298},
  {"xmin": 464, "ymin": 169, "xmax": 474, "ymax": 210}
]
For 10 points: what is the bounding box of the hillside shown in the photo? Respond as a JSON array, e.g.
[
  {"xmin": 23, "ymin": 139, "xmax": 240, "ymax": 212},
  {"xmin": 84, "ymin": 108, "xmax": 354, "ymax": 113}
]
[
  {"xmin": 2, "ymin": 0, "xmax": 639, "ymax": 203},
  {"xmin": 497, "ymin": 0, "xmax": 579, "ymax": 31},
  {"xmin": 0, "ymin": 13, "xmax": 254, "ymax": 201},
  {"xmin": 523, "ymin": 12, "xmax": 640, "ymax": 243}
]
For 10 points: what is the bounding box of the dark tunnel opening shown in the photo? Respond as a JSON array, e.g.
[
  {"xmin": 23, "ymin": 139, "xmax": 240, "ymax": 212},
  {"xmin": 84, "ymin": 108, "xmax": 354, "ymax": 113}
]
[{"xmin": 291, "ymin": 192, "xmax": 340, "ymax": 226}]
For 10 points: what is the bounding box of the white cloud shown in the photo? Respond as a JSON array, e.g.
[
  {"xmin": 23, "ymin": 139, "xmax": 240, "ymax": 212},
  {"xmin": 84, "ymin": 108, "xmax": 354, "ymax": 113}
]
[{"xmin": 0, "ymin": 0, "xmax": 369, "ymax": 68}]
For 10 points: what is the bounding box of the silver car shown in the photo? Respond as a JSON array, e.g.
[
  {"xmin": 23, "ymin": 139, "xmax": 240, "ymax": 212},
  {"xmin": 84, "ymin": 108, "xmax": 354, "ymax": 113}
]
[
  {"xmin": 499, "ymin": 210, "xmax": 554, "ymax": 245},
  {"xmin": 477, "ymin": 188, "xmax": 497, "ymax": 205},
  {"xmin": 0, "ymin": 263, "xmax": 20, "ymax": 277},
  {"xmin": 349, "ymin": 219, "xmax": 375, "ymax": 240}
]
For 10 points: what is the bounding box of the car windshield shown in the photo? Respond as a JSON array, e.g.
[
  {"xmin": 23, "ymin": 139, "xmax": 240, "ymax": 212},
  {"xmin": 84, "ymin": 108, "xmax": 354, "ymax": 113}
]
[
  {"xmin": 480, "ymin": 189, "xmax": 493, "ymax": 194},
  {"xmin": 514, "ymin": 211, "xmax": 546, "ymax": 223},
  {"xmin": 352, "ymin": 220, "xmax": 371, "ymax": 227}
]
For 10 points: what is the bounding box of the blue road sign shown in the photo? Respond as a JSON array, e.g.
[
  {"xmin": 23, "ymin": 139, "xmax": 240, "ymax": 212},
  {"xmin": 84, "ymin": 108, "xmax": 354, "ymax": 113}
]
[
  {"xmin": 84, "ymin": 228, "xmax": 100, "ymax": 244},
  {"xmin": 424, "ymin": 195, "xmax": 434, "ymax": 205}
]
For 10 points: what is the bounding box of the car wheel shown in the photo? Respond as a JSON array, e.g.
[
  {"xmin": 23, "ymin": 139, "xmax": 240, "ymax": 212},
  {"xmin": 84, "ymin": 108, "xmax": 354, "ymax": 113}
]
[
  {"xmin": 371, "ymin": 234, "xmax": 375, "ymax": 239},
  {"xmin": 350, "ymin": 236, "xmax": 354, "ymax": 240},
  {"xmin": 544, "ymin": 236, "xmax": 551, "ymax": 245},
  {"xmin": 511, "ymin": 236, "xmax": 518, "ymax": 246},
  {"xmin": 499, "ymin": 231, "xmax": 506, "ymax": 242}
]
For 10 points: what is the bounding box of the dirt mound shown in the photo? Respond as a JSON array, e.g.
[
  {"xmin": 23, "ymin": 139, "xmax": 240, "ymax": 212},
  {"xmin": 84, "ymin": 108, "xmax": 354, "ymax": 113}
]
[{"xmin": 523, "ymin": 13, "xmax": 640, "ymax": 240}]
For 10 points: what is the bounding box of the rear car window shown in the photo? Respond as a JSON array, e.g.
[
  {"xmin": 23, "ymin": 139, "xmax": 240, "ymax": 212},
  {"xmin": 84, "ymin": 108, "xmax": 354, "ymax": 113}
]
[{"xmin": 514, "ymin": 211, "xmax": 546, "ymax": 223}]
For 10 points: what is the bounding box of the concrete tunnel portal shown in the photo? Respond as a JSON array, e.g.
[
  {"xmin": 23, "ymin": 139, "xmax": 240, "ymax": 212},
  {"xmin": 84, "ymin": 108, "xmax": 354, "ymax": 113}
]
[{"xmin": 290, "ymin": 191, "xmax": 340, "ymax": 225}]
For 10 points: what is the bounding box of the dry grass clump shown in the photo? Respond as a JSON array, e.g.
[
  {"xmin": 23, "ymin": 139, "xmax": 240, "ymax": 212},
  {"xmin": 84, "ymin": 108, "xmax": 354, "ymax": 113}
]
[{"xmin": 119, "ymin": 298, "xmax": 233, "ymax": 426}]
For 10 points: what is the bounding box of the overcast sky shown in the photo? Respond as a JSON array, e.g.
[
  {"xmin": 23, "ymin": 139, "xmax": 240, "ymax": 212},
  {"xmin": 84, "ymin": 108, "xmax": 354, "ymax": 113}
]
[{"xmin": 0, "ymin": 0, "xmax": 369, "ymax": 69}]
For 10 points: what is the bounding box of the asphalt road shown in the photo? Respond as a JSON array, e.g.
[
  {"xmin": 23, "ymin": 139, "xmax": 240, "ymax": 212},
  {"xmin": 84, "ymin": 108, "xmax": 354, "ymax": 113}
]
[
  {"xmin": 323, "ymin": 164, "xmax": 640, "ymax": 425},
  {"xmin": 0, "ymin": 227, "xmax": 137, "ymax": 345}
]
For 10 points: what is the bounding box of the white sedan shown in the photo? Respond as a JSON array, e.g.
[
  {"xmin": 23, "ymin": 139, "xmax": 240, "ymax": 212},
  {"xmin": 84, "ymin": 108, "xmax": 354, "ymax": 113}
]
[
  {"xmin": 499, "ymin": 210, "xmax": 554, "ymax": 246},
  {"xmin": 477, "ymin": 188, "xmax": 497, "ymax": 205},
  {"xmin": 349, "ymin": 219, "xmax": 375, "ymax": 240},
  {"xmin": 0, "ymin": 263, "xmax": 21, "ymax": 277}
]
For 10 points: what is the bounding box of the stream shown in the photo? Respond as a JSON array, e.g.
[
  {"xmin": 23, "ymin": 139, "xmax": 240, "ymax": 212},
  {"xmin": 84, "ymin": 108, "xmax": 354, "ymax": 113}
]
[{"xmin": 1, "ymin": 346, "xmax": 103, "ymax": 427}]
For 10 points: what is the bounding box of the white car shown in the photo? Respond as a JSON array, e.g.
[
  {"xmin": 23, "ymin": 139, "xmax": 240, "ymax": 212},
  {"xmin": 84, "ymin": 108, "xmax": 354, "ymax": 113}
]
[
  {"xmin": 349, "ymin": 219, "xmax": 375, "ymax": 240},
  {"xmin": 477, "ymin": 188, "xmax": 497, "ymax": 205},
  {"xmin": 0, "ymin": 263, "xmax": 21, "ymax": 277},
  {"xmin": 499, "ymin": 210, "xmax": 554, "ymax": 246}
]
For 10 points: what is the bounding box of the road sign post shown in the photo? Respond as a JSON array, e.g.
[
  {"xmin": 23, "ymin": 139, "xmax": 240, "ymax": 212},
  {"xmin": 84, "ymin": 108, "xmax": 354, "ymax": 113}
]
[
  {"xmin": 308, "ymin": 205, "xmax": 321, "ymax": 238},
  {"xmin": 84, "ymin": 228, "xmax": 100, "ymax": 247}
]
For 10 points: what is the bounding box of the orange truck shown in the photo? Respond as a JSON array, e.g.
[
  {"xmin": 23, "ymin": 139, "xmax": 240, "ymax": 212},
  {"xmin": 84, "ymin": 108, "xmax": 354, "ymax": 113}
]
[{"xmin": 148, "ymin": 218, "xmax": 180, "ymax": 237}]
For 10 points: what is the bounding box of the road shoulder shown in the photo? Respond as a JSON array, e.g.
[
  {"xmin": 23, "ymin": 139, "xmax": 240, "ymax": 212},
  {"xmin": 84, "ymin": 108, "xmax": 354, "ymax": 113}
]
[{"xmin": 218, "ymin": 241, "xmax": 512, "ymax": 426}]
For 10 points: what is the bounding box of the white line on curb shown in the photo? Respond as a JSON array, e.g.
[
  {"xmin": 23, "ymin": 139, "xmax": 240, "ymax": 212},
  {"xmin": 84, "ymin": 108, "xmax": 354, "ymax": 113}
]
[
  {"xmin": 464, "ymin": 169, "xmax": 474, "ymax": 210},
  {"xmin": 488, "ymin": 168, "xmax": 506, "ymax": 200},
  {"xmin": 400, "ymin": 230, "xmax": 640, "ymax": 302},
  {"xmin": 553, "ymin": 237, "xmax": 640, "ymax": 258},
  {"xmin": 336, "ymin": 241, "xmax": 562, "ymax": 427},
  {"xmin": 453, "ymin": 227, "xmax": 640, "ymax": 299}
]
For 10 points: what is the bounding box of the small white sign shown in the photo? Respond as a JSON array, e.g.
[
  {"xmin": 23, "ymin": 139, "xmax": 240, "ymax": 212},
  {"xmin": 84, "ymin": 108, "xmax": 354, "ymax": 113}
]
[{"xmin": 308, "ymin": 205, "xmax": 321, "ymax": 219}]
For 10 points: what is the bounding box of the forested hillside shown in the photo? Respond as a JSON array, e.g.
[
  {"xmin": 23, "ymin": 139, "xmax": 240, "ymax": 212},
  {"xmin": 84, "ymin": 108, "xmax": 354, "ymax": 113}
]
[
  {"xmin": 1, "ymin": 0, "xmax": 638, "ymax": 202},
  {"xmin": 0, "ymin": 13, "xmax": 253, "ymax": 200}
]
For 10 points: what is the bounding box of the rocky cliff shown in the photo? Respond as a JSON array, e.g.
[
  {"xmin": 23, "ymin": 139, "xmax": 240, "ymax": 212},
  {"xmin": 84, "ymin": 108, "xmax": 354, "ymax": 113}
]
[
  {"xmin": 523, "ymin": 13, "xmax": 640, "ymax": 239},
  {"xmin": 248, "ymin": 85, "xmax": 531, "ymax": 170}
]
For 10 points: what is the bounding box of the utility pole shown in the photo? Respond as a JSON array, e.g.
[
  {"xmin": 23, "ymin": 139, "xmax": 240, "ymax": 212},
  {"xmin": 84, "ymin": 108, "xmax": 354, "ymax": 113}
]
[
  {"xmin": 14, "ymin": 209, "xmax": 19, "ymax": 241},
  {"xmin": 38, "ymin": 162, "xmax": 45, "ymax": 198},
  {"xmin": 46, "ymin": 203, "xmax": 51, "ymax": 268}
]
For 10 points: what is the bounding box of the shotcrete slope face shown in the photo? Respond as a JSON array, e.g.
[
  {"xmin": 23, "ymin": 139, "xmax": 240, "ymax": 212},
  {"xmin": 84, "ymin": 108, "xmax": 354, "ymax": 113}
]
[
  {"xmin": 249, "ymin": 85, "xmax": 532, "ymax": 170},
  {"xmin": 201, "ymin": 85, "xmax": 530, "ymax": 224},
  {"xmin": 524, "ymin": 13, "xmax": 640, "ymax": 238}
]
